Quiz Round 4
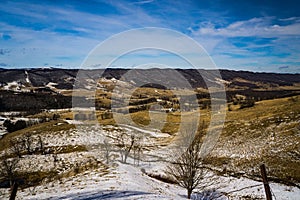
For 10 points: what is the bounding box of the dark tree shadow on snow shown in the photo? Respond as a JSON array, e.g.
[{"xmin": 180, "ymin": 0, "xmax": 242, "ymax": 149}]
[
  {"xmin": 51, "ymin": 190, "xmax": 153, "ymax": 200},
  {"xmin": 178, "ymin": 189, "xmax": 227, "ymax": 200}
]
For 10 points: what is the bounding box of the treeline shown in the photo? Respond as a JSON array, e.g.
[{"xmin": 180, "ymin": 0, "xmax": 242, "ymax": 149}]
[
  {"xmin": 0, "ymin": 90, "xmax": 73, "ymax": 112},
  {"xmin": 3, "ymin": 114, "xmax": 60, "ymax": 133},
  {"xmin": 225, "ymin": 89, "xmax": 300, "ymax": 102}
]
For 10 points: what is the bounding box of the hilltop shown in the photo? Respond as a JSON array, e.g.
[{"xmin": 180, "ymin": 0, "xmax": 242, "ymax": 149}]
[{"xmin": 0, "ymin": 68, "xmax": 299, "ymax": 112}]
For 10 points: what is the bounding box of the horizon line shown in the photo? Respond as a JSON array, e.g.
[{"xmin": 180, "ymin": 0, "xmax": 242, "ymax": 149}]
[{"xmin": 0, "ymin": 67, "xmax": 299, "ymax": 75}]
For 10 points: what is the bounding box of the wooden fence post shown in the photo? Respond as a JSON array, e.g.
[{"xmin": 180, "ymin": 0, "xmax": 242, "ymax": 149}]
[
  {"xmin": 9, "ymin": 182, "xmax": 18, "ymax": 200},
  {"xmin": 260, "ymin": 164, "xmax": 272, "ymax": 200}
]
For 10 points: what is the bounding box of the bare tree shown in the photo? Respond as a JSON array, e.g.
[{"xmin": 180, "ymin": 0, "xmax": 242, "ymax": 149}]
[
  {"xmin": 133, "ymin": 136, "xmax": 143, "ymax": 166},
  {"xmin": 10, "ymin": 139, "xmax": 23, "ymax": 158},
  {"xmin": 0, "ymin": 154, "xmax": 19, "ymax": 187},
  {"xmin": 118, "ymin": 133, "xmax": 126, "ymax": 163},
  {"xmin": 103, "ymin": 139, "xmax": 111, "ymax": 164},
  {"xmin": 124, "ymin": 134, "xmax": 135, "ymax": 163},
  {"xmin": 118, "ymin": 133, "xmax": 135, "ymax": 163},
  {"xmin": 52, "ymin": 152, "xmax": 59, "ymax": 168},
  {"xmin": 166, "ymin": 122, "xmax": 212, "ymax": 199},
  {"xmin": 22, "ymin": 133, "xmax": 33, "ymax": 155},
  {"xmin": 37, "ymin": 135, "xmax": 45, "ymax": 155}
]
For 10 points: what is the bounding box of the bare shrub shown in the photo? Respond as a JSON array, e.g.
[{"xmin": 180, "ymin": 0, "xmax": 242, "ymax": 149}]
[
  {"xmin": 118, "ymin": 133, "xmax": 136, "ymax": 163},
  {"xmin": 10, "ymin": 139, "xmax": 24, "ymax": 158},
  {"xmin": 22, "ymin": 133, "xmax": 33, "ymax": 155},
  {"xmin": 0, "ymin": 153, "xmax": 19, "ymax": 187},
  {"xmin": 103, "ymin": 139, "xmax": 111, "ymax": 164}
]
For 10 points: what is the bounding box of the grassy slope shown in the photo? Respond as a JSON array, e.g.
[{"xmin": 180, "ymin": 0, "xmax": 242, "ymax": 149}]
[
  {"xmin": 1, "ymin": 95, "xmax": 299, "ymax": 187},
  {"xmin": 0, "ymin": 121, "xmax": 75, "ymax": 151},
  {"xmin": 96, "ymin": 95, "xmax": 300, "ymax": 185},
  {"xmin": 210, "ymin": 95, "xmax": 300, "ymax": 185}
]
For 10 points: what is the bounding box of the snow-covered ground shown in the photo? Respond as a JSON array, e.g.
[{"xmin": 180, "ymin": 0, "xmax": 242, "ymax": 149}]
[
  {"xmin": 1, "ymin": 123, "xmax": 299, "ymax": 199},
  {"xmin": 1, "ymin": 160, "xmax": 299, "ymax": 200},
  {"xmin": 0, "ymin": 162, "xmax": 186, "ymax": 200},
  {"xmin": 2, "ymin": 81, "xmax": 31, "ymax": 92},
  {"xmin": 0, "ymin": 116, "xmax": 7, "ymax": 138},
  {"xmin": 0, "ymin": 128, "xmax": 7, "ymax": 138}
]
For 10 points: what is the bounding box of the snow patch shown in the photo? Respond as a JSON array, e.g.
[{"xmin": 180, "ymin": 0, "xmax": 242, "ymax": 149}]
[{"xmin": 25, "ymin": 70, "xmax": 31, "ymax": 83}]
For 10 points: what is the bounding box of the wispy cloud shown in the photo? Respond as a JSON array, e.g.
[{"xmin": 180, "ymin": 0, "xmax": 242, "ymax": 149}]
[
  {"xmin": 0, "ymin": 0, "xmax": 299, "ymax": 72},
  {"xmin": 191, "ymin": 17, "xmax": 300, "ymax": 37},
  {"xmin": 0, "ymin": 0, "xmax": 165, "ymax": 67},
  {"xmin": 187, "ymin": 16, "xmax": 300, "ymax": 72},
  {"xmin": 0, "ymin": 0, "xmax": 184, "ymax": 68},
  {"xmin": 279, "ymin": 17, "xmax": 300, "ymax": 22},
  {"xmin": 131, "ymin": 0, "xmax": 155, "ymax": 5}
]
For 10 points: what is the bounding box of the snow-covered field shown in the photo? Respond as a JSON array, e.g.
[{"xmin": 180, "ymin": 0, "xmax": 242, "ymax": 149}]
[
  {"xmin": 1, "ymin": 160, "xmax": 299, "ymax": 199},
  {"xmin": 1, "ymin": 122, "xmax": 299, "ymax": 199}
]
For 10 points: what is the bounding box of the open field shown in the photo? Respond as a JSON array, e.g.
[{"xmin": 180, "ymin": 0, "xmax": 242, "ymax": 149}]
[{"xmin": 0, "ymin": 94, "xmax": 299, "ymax": 199}]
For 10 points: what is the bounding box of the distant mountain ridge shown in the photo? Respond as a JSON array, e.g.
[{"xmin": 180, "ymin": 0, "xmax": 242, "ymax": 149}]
[
  {"xmin": 0, "ymin": 68, "xmax": 299, "ymax": 112},
  {"xmin": 0, "ymin": 68, "xmax": 299, "ymax": 90}
]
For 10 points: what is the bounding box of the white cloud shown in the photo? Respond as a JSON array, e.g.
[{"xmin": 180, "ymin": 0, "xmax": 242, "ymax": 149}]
[
  {"xmin": 279, "ymin": 17, "xmax": 300, "ymax": 22},
  {"xmin": 185, "ymin": 16, "xmax": 300, "ymax": 72},
  {"xmin": 73, "ymin": 27, "xmax": 227, "ymax": 72},
  {"xmin": 0, "ymin": 21, "xmax": 99, "ymax": 67},
  {"xmin": 1, "ymin": 1, "xmax": 299, "ymax": 72},
  {"xmin": 192, "ymin": 16, "xmax": 300, "ymax": 38},
  {"xmin": 131, "ymin": 0, "xmax": 155, "ymax": 5},
  {"xmin": 0, "ymin": 0, "xmax": 168, "ymax": 68}
]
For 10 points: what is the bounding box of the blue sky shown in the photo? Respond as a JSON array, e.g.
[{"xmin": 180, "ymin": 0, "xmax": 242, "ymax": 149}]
[{"xmin": 0, "ymin": 0, "xmax": 300, "ymax": 73}]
